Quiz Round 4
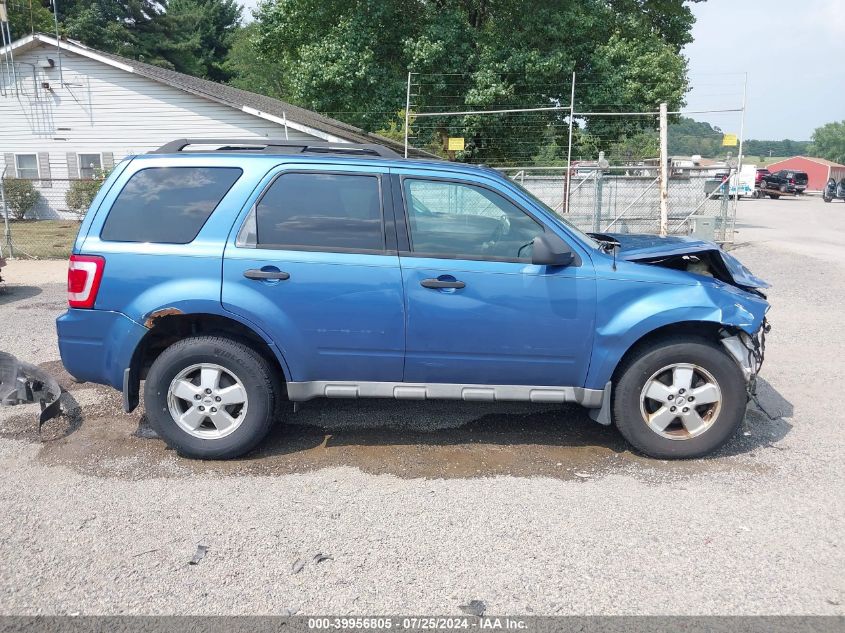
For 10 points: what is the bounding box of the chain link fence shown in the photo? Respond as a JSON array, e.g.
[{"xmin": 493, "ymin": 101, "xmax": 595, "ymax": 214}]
[
  {"xmin": 500, "ymin": 165, "xmax": 734, "ymax": 241},
  {"xmin": 1, "ymin": 177, "xmax": 96, "ymax": 259}
]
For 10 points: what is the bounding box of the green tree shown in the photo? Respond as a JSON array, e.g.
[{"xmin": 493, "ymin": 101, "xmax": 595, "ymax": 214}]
[
  {"xmin": 607, "ymin": 0, "xmax": 704, "ymax": 51},
  {"xmin": 608, "ymin": 131, "xmax": 660, "ymax": 161},
  {"xmin": 60, "ymin": 1, "xmax": 174, "ymax": 67},
  {"xmin": 252, "ymin": 0, "xmax": 698, "ymax": 166},
  {"xmin": 166, "ymin": 0, "xmax": 242, "ymax": 80},
  {"xmin": 580, "ymin": 32, "xmax": 689, "ymax": 149},
  {"xmin": 2, "ymin": 179, "xmax": 40, "ymax": 220},
  {"xmin": 64, "ymin": 169, "xmax": 111, "ymax": 220},
  {"xmin": 668, "ymin": 117, "xmax": 722, "ymax": 157},
  {"xmin": 6, "ymin": 0, "xmax": 55, "ymax": 39},
  {"xmin": 810, "ymin": 121, "xmax": 845, "ymax": 165},
  {"xmin": 224, "ymin": 23, "xmax": 288, "ymax": 97}
]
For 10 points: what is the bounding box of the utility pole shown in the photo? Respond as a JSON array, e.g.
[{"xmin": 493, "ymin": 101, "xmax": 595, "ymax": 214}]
[
  {"xmin": 52, "ymin": 0, "xmax": 63, "ymax": 85},
  {"xmin": 564, "ymin": 71, "xmax": 576, "ymax": 215},
  {"xmin": 404, "ymin": 72, "xmax": 412, "ymax": 158},
  {"xmin": 659, "ymin": 102, "xmax": 669, "ymax": 237},
  {"xmin": 730, "ymin": 73, "xmax": 748, "ymax": 242}
]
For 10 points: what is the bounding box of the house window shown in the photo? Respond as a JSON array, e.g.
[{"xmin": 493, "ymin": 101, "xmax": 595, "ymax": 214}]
[
  {"xmin": 78, "ymin": 153, "xmax": 102, "ymax": 179},
  {"xmin": 15, "ymin": 154, "xmax": 39, "ymax": 179}
]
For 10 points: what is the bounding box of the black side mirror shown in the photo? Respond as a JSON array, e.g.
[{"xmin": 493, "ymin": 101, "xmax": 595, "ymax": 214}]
[{"xmin": 531, "ymin": 233, "xmax": 575, "ymax": 267}]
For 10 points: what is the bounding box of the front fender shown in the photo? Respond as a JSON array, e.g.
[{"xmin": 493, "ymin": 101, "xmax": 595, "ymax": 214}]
[{"xmin": 585, "ymin": 279, "xmax": 768, "ymax": 389}]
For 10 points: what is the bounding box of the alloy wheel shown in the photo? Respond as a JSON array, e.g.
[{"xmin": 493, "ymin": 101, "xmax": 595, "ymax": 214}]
[
  {"xmin": 166, "ymin": 363, "xmax": 249, "ymax": 439},
  {"xmin": 639, "ymin": 363, "xmax": 723, "ymax": 440}
]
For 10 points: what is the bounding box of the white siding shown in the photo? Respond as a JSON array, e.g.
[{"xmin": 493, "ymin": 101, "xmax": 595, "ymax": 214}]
[{"xmin": 0, "ymin": 43, "xmax": 323, "ymax": 218}]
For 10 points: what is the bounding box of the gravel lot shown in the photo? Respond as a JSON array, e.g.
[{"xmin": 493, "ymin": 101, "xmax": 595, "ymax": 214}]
[{"xmin": 0, "ymin": 195, "xmax": 842, "ymax": 615}]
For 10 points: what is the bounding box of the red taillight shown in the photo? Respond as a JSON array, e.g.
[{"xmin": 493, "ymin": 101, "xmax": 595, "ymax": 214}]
[
  {"xmin": 789, "ymin": 178, "xmax": 795, "ymax": 184},
  {"xmin": 68, "ymin": 255, "xmax": 105, "ymax": 309}
]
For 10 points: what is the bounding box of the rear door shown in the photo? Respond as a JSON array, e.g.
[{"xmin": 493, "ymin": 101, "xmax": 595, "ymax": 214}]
[
  {"xmin": 391, "ymin": 169, "xmax": 596, "ymax": 388},
  {"xmin": 222, "ymin": 164, "xmax": 405, "ymax": 384}
]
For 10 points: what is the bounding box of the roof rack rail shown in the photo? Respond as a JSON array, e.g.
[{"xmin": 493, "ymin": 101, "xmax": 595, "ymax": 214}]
[{"xmin": 151, "ymin": 139, "xmax": 402, "ymax": 158}]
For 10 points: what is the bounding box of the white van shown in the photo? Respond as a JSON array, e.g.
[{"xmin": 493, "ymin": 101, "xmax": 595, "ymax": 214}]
[{"xmin": 729, "ymin": 164, "xmax": 757, "ymax": 198}]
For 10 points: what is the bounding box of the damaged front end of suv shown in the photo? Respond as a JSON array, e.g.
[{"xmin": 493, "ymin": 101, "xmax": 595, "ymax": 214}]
[{"xmin": 608, "ymin": 233, "xmax": 771, "ymax": 394}]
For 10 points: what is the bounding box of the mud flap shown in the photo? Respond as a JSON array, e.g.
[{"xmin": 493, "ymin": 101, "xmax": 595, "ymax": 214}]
[
  {"xmin": 0, "ymin": 351, "xmax": 62, "ymax": 431},
  {"xmin": 587, "ymin": 381, "xmax": 613, "ymax": 426}
]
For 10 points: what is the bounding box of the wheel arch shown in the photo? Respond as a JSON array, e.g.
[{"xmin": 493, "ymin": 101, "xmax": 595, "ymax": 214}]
[
  {"xmin": 608, "ymin": 320, "xmax": 727, "ymax": 385},
  {"xmin": 124, "ymin": 312, "xmax": 290, "ymax": 412},
  {"xmin": 587, "ymin": 315, "xmax": 745, "ymax": 392}
]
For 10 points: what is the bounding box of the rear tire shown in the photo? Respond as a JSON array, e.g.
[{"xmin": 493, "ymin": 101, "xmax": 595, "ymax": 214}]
[
  {"xmin": 612, "ymin": 337, "xmax": 747, "ymax": 459},
  {"xmin": 144, "ymin": 336, "xmax": 278, "ymax": 459}
]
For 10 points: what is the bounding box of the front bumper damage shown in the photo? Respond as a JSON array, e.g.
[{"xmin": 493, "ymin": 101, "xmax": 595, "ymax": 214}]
[
  {"xmin": 589, "ymin": 318, "xmax": 770, "ymax": 426},
  {"xmin": 0, "ymin": 351, "xmax": 62, "ymax": 429},
  {"xmin": 721, "ymin": 317, "xmax": 770, "ymax": 395}
]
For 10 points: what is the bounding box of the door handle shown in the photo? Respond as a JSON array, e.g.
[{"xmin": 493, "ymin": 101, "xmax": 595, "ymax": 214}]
[
  {"xmin": 420, "ymin": 278, "xmax": 465, "ymax": 289},
  {"xmin": 243, "ymin": 268, "xmax": 290, "ymax": 281}
]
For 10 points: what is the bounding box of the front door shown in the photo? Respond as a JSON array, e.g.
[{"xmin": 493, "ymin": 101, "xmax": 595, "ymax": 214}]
[
  {"xmin": 222, "ymin": 166, "xmax": 404, "ymax": 384},
  {"xmin": 394, "ymin": 172, "xmax": 596, "ymax": 387}
]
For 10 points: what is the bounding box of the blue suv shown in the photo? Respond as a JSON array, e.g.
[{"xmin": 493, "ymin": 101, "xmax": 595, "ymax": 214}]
[{"xmin": 56, "ymin": 139, "xmax": 770, "ymax": 460}]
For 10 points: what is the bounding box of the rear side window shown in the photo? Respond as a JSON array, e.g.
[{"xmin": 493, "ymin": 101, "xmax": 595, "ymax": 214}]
[
  {"xmin": 249, "ymin": 172, "xmax": 384, "ymax": 251},
  {"xmin": 100, "ymin": 167, "xmax": 242, "ymax": 243}
]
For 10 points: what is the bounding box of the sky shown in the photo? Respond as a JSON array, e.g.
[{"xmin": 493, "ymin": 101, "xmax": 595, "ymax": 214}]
[
  {"xmin": 238, "ymin": 0, "xmax": 260, "ymax": 14},
  {"xmin": 236, "ymin": 0, "xmax": 844, "ymax": 141},
  {"xmin": 684, "ymin": 0, "xmax": 845, "ymax": 141}
]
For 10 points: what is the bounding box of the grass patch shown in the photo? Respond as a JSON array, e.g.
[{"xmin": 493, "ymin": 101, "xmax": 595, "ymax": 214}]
[{"xmin": 3, "ymin": 220, "xmax": 79, "ymax": 259}]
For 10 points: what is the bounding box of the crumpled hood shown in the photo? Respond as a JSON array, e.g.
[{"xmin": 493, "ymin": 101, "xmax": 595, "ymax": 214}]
[{"xmin": 607, "ymin": 233, "xmax": 770, "ymax": 290}]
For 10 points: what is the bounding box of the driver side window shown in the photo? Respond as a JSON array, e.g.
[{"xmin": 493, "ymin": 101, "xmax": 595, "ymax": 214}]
[{"xmin": 403, "ymin": 179, "xmax": 544, "ymax": 261}]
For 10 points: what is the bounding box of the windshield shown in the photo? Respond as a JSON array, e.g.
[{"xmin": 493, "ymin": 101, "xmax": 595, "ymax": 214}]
[{"xmin": 506, "ymin": 178, "xmax": 600, "ymax": 249}]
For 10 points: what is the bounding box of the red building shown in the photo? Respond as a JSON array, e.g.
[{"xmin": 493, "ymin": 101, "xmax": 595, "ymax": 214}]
[{"xmin": 764, "ymin": 156, "xmax": 845, "ymax": 192}]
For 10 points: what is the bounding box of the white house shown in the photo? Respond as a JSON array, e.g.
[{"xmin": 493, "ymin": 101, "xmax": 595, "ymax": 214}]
[{"xmin": 0, "ymin": 33, "xmax": 410, "ymax": 218}]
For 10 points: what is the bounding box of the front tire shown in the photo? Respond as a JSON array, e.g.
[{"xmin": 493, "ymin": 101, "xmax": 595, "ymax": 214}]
[
  {"xmin": 612, "ymin": 337, "xmax": 747, "ymax": 459},
  {"xmin": 144, "ymin": 336, "xmax": 278, "ymax": 459}
]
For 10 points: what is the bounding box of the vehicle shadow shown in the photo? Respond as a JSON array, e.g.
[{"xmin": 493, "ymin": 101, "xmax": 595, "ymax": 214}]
[
  {"xmin": 0, "ymin": 284, "xmax": 42, "ymax": 306},
  {"xmin": 30, "ymin": 368, "xmax": 794, "ymax": 480},
  {"xmin": 267, "ymin": 401, "xmax": 625, "ymax": 452},
  {"xmin": 718, "ymin": 376, "xmax": 793, "ymax": 457},
  {"xmin": 244, "ymin": 375, "xmax": 795, "ymax": 466},
  {"xmin": 241, "ymin": 401, "xmax": 627, "ymax": 478}
]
